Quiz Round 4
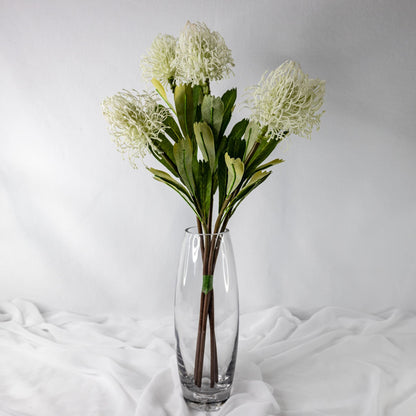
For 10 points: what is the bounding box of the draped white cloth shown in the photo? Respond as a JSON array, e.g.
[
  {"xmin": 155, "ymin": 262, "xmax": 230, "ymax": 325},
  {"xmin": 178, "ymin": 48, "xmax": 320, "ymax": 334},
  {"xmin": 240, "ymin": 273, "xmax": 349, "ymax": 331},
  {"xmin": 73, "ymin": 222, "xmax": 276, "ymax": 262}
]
[{"xmin": 0, "ymin": 299, "xmax": 415, "ymax": 416}]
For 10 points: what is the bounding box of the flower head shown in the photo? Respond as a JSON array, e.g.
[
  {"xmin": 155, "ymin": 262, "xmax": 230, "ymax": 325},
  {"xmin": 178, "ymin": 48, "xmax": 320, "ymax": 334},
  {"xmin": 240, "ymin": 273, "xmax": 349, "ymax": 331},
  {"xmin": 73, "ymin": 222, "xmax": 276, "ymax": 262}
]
[
  {"xmin": 140, "ymin": 34, "xmax": 177, "ymax": 86},
  {"xmin": 102, "ymin": 90, "xmax": 169, "ymax": 167},
  {"xmin": 247, "ymin": 60, "xmax": 325, "ymax": 140},
  {"xmin": 174, "ymin": 21, "xmax": 234, "ymax": 86}
]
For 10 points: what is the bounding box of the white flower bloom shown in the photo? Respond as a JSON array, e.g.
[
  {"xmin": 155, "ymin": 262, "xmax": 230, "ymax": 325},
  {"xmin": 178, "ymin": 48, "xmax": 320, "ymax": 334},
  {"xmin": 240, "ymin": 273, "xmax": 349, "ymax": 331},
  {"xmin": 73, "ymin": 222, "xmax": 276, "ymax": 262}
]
[
  {"xmin": 141, "ymin": 34, "xmax": 177, "ymax": 86},
  {"xmin": 247, "ymin": 61, "xmax": 325, "ymax": 140},
  {"xmin": 174, "ymin": 21, "xmax": 234, "ymax": 86},
  {"xmin": 102, "ymin": 90, "xmax": 169, "ymax": 167}
]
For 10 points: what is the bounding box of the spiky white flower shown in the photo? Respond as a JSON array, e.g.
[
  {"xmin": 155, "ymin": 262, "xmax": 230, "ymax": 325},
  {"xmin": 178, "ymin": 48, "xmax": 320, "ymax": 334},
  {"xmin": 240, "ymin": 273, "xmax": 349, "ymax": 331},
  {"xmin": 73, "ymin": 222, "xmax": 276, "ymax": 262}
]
[
  {"xmin": 247, "ymin": 60, "xmax": 325, "ymax": 140},
  {"xmin": 102, "ymin": 90, "xmax": 169, "ymax": 167},
  {"xmin": 174, "ymin": 21, "xmax": 234, "ymax": 87},
  {"xmin": 141, "ymin": 34, "xmax": 177, "ymax": 86}
]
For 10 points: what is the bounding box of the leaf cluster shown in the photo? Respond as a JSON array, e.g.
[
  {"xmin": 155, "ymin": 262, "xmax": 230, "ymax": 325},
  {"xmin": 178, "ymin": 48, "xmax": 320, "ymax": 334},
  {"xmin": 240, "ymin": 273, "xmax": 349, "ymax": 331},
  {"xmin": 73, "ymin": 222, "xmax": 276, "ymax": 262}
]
[{"xmin": 148, "ymin": 81, "xmax": 284, "ymax": 234}]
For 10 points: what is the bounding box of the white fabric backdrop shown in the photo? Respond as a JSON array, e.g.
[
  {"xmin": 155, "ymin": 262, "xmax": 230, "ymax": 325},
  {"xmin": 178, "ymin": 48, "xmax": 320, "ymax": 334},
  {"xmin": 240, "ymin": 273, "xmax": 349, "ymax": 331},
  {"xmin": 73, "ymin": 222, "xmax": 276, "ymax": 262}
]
[
  {"xmin": 1, "ymin": 0, "xmax": 416, "ymax": 316},
  {"xmin": 1, "ymin": 299, "xmax": 415, "ymax": 415}
]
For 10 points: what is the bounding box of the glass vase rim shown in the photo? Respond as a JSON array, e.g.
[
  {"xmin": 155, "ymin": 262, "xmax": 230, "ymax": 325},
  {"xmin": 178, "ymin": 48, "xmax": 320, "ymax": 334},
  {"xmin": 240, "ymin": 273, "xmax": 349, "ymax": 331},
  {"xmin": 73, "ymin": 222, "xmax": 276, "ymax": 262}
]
[{"xmin": 185, "ymin": 226, "xmax": 230, "ymax": 236}]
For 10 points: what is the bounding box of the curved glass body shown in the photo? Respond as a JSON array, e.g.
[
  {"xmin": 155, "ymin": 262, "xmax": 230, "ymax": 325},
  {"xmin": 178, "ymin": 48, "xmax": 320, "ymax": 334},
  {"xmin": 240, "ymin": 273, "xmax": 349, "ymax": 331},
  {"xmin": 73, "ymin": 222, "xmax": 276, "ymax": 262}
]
[{"xmin": 174, "ymin": 228, "xmax": 239, "ymax": 411}]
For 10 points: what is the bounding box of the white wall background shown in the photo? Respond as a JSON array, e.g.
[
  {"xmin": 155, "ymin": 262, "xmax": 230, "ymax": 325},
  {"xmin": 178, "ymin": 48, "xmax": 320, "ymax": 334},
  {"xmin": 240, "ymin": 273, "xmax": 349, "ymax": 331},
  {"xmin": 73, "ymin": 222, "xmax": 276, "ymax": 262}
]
[{"xmin": 1, "ymin": 0, "xmax": 415, "ymax": 318}]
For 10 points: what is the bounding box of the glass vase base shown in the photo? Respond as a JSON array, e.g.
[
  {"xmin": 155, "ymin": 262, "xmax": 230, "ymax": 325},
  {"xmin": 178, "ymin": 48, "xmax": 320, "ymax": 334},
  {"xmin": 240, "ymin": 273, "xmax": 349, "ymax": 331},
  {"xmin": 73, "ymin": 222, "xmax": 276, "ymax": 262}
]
[
  {"xmin": 185, "ymin": 399, "xmax": 226, "ymax": 412},
  {"xmin": 181, "ymin": 379, "xmax": 231, "ymax": 412}
]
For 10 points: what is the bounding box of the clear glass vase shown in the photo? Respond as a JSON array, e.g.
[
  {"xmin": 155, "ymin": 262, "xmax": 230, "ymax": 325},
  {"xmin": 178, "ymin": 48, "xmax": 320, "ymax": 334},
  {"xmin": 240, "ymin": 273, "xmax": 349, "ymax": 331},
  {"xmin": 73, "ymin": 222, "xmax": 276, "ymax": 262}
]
[{"xmin": 175, "ymin": 227, "xmax": 239, "ymax": 411}]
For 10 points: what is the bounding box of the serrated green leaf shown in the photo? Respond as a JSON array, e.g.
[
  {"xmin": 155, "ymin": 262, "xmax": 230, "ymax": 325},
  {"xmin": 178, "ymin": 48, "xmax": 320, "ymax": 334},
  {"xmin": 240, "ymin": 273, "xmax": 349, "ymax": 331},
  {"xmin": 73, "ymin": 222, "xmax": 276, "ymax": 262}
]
[
  {"xmin": 194, "ymin": 122, "xmax": 216, "ymax": 172},
  {"xmin": 225, "ymin": 152, "xmax": 244, "ymax": 195},
  {"xmin": 201, "ymin": 95, "xmax": 224, "ymax": 139}
]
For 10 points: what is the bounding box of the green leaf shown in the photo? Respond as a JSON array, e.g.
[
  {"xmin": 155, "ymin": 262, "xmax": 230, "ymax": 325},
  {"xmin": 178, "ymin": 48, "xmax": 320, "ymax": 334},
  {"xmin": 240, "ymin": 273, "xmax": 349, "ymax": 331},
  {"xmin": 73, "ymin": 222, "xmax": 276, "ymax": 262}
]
[
  {"xmin": 245, "ymin": 170, "xmax": 271, "ymax": 187},
  {"xmin": 191, "ymin": 160, "xmax": 212, "ymax": 221},
  {"xmin": 225, "ymin": 152, "xmax": 244, "ymax": 195},
  {"xmin": 211, "ymin": 172, "xmax": 218, "ymax": 195},
  {"xmin": 229, "ymin": 170, "xmax": 272, "ymax": 216},
  {"xmin": 243, "ymin": 121, "xmax": 261, "ymax": 161},
  {"xmin": 200, "ymin": 161, "xmax": 212, "ymax": 219},
  {"xmin": 228, "ymin": 119, "xmax": 249, "ymax": 143},
  {"xmin": 173, "ymin": 137, "xmax": 195, "ymax": 195},
  {"xmin": 219, "ymin": 88, "xmax": 237, "ymax": 138},
  {"xmin": 218, "ymin": 118, "xmax": 248, "ymax": 211},
  {"xmin": 194, "ymin": 122, "xmax": 216, "ymax": 172},
  {"xmin": 155, "ymin": 134, "xmax": 175, "ymax": 161},
  {"xmin": 152, "ymin": 79, "xmax": 176, "ymax": 114},
  {"xmin": 163, "ymin": 116, "xmax": 183, "ymax": 143},
  {"xmin": 218, "ymin": 149, "xmax": 228, "ymax": 211},
  {"xmin": 255, "ymin": 158, "xmax": 284, "ymax": 172},
  {"xmin": 201, "ymin": 95, "xmax": 224, "ymax": 139},
  {"xmin": 227, "ymin": 119, "xmax": 249, "ymax": 159},
  {"xmin": 150, "ymin": 137, "xmax": 178, "ymax": 177},
  {"xmin": 151, "ymin": 78, "xmax": 168, "ymax": 102},
  {"xmin": 174, "ymin": 84, "xmax": 194, "ymax": 139},
  {"xmin": 148, "ymin": 167, "xmax": 201, "ymax": 220},
  {"xmin": 245, "ymin": 138, "xmax": 280, "ymax": 178},
  {"xmin": 148, "ymin": 168, "xmax": 188, "ymax": 195},
  {"xmin": 192, "ymin": 85, "xmax": 203, "ymax": 121}
]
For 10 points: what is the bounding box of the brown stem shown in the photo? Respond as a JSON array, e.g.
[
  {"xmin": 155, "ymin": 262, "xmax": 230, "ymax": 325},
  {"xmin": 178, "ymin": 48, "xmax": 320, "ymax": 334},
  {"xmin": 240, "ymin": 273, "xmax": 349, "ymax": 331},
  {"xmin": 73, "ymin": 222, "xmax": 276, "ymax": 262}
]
[
  {"xmin": 197, "ymin": 218, "xmax": 204, "ymax": 257},
  {"xmin": 209, "ymin": 291, "xmax": 218, "ymax": 386},
  {"xmin": 194, "ymin": 229, "xmax": 221, "ymax": 387},
  {"xmin": 193, "ymin": 187, "xmax": 220, "ymax": 387},
  {"xmin": 194, "ymin": 222, "xmax": 212, "ymax": 387},
  {"xmin": 194, "ymin": 290, "xmax": 212, "ymax": 386},
  {"xmin": 194, "ymin": 291, "xmax": 205, "ymax": 385},
  {"xmin": 212, "ymin": 214, "xmax": 231, "ymax": 270}
]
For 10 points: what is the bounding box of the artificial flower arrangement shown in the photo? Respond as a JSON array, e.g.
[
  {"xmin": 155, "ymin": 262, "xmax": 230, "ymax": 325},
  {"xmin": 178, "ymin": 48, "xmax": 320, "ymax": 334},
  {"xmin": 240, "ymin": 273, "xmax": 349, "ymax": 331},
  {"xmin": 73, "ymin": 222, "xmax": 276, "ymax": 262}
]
[{"xmin": 102, "ymin": 21, "xmax": 325, "ymax": 408}]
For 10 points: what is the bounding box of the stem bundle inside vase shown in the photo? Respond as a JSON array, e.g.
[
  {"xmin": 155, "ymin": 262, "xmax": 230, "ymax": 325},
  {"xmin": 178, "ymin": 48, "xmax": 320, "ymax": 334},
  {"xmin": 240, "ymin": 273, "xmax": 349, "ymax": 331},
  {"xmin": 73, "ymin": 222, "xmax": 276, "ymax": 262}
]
[
  {"xmin": 194, "ymin": 225, "xmax": 223, "ymax": 387},
  {"xmin": 102, "ymin": 20, "xmax": 325, "ymax": 390}
]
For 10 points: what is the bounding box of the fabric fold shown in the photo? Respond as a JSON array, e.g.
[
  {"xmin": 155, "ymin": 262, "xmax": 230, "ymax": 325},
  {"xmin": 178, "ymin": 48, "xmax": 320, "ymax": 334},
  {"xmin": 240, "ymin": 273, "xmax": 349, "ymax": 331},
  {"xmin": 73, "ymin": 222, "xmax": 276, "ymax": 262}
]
[{"xmin": 0, "ymin": 299, "xmax": 415, "ymax": 415}]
